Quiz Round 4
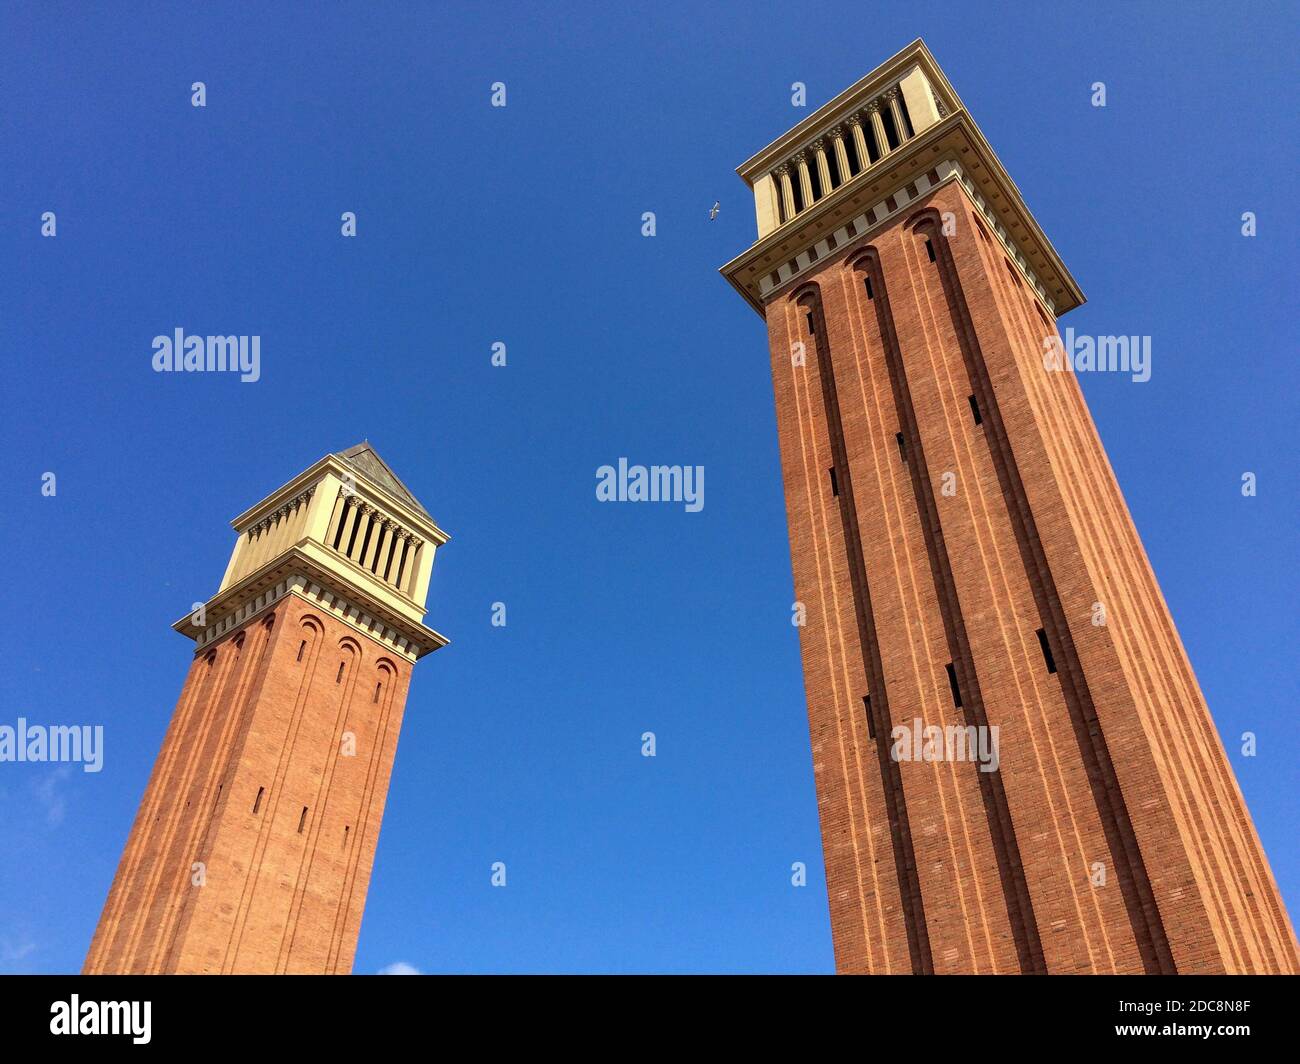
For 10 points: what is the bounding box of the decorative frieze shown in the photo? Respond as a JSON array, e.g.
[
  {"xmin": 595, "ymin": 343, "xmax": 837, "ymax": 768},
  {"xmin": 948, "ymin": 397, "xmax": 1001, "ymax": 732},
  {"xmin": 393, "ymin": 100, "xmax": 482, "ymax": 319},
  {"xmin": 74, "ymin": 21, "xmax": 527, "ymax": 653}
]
[
  {"xmin": 753, "ymin": 158, "xmax": 1057, "ymax": 316},
  {"xmin": 192, "ymin": 573, "xmax": 425, "ymax": 661}
]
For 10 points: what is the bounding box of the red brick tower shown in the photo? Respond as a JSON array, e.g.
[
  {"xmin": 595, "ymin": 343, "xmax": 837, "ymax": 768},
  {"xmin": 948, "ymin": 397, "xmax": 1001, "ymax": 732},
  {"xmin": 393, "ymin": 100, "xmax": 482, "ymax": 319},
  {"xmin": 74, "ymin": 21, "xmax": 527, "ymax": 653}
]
[
  {"xmin": 84, "ymin": 444, "xmax": 448, "ymax": 974},
  {"xmin": 721, "ymin": 41, "xmax": 1297, "ymax": 974}
]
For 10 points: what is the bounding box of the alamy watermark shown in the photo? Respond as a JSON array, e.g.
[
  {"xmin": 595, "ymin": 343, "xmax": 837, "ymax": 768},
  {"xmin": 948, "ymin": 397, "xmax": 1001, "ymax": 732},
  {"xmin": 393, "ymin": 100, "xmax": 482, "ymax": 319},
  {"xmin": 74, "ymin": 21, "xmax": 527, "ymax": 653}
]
[
  {"xmin": 890, "ymin": 718, "xmax": 1000, "ymax": 773},
  {"xmin": 0, "ymin": 718, "xmax": 104, "ymax": 773},
  {"xmin": 151, "ymin": 328, "xmax": 261, "ymax": 382},
  {"xmin": 50, "ymin": 996, "xmax": 150, "ymax": 1044},
  {"xmin": 1043, "ymin": 327, "xmax": 1150, "ymax": 383},
  {"xmin": 595, "ymin": 458, "xmax": 704, "ymax": 512}
]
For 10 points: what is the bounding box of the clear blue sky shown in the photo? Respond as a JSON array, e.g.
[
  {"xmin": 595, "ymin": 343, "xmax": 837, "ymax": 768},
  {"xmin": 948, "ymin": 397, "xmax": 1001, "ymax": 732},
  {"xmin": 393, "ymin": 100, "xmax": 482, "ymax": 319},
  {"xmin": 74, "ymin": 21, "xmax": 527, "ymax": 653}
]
[{"xmin": 1, "ymin": 1, "xmax": 1295, "ymax": 974}]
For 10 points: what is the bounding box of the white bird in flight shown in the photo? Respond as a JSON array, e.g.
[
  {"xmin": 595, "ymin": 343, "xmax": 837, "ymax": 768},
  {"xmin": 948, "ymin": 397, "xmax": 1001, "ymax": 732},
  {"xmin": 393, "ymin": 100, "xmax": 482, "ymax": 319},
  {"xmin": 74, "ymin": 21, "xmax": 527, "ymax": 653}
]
[{"xmin": 709, "ymin": 201, "xmax": 720, "ymax": 220}]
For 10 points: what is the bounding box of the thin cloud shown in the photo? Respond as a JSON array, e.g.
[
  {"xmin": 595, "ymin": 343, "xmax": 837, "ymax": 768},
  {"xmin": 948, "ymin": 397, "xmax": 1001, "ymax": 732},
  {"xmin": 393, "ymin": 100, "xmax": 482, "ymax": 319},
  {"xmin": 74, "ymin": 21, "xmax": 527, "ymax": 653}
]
[
  {"xmin": 32, "ymin": 766, "xmax": 73, "ymax": 827},
  {"xmin": 0, "ymin": 937, "xmax": 38, "ymax": 973}
]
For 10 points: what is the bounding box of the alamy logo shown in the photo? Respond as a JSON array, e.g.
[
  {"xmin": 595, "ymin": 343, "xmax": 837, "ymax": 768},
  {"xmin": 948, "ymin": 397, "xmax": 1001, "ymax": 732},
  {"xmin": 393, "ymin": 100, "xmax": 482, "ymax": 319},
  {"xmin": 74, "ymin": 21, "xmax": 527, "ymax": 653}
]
[
  {"xmin": 890, "ymin": 718, "xmax": 1000, "ymax": 773},
  {"xmin": 152, "ymin": 328, "xmax": 261, "ymax": 382},
  {"xmin": 0, "ymin": 718, "xmax": 104, "ymax": 772},
  {"xmin": 50, "ymin": 996, "xmax": 150, "ymax": 1044},
  {"xmin": 1042, "ymin": 327, "xmax": 1150, "ymax": 382},
  {"xmin": 595, "ymin": 458, "xmax": 704, "ymax": 512}
]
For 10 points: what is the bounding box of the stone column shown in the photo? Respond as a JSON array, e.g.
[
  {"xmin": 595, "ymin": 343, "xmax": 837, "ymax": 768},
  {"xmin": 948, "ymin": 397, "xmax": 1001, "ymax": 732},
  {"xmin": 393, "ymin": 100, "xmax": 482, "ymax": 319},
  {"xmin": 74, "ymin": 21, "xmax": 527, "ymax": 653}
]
[
  {"xmin": 343, "ymin": 503, "xmax": 369, "ymax": 562},
  {"xmin": 323, "ymin": 490, "xmax": 348, "ymax": 550},
  {"xmin": 867, "ymin": 99, "xmax": 890, "ymax": 157},
  {"xmin": 336, "ymin": 496, "xmax": 361, "ymax": 555},
  {"xmin": 242, "ymin": 527, "xmax": 265, "ymax": 574},
  {"xmin": 812, "ymin": 138, "xmax": 833, "ymax": 194},
  {"xmin": 846, "ymin": 113, "xmax": 871, "ymax": 169},
  {"xmin": 793, "ymin": 151, "xmax": 814, "ymax": 209},
  {"xmin": 266, "ymin": 505, "xmax": 293, "ymax": 560},
  {"xmin": 774, "ymin": 164, "xmax": 795, "ymax": 222},
  {"xmin": 396, "ymin": 535, "xmax": 416, "ymax": 594},
  {"xmin": 366, "ymin": 520, "xmax": 391, "ymax": 574},
  {"xmin": 885, "ymin": 87, "xmax": 910, "ymax": 142},
  {"xmin": 403, "ymin": 539, "xmax": 424, "ymax": 597},
  {"xmin": 829, "ymin": 126, "xmax": 852, "ymax": 183}
]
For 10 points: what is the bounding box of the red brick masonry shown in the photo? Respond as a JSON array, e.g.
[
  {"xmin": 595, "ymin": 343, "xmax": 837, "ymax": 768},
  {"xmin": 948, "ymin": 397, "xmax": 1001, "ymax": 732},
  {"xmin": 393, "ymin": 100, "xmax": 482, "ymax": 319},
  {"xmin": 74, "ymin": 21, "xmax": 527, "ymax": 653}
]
[
  {"xmin": 765, "ymin": 180, "xmax": 1299, "ymax": 973},
  {"xmin": 84, "ymin": 594, "xmax": 411, "ymax": 974}
]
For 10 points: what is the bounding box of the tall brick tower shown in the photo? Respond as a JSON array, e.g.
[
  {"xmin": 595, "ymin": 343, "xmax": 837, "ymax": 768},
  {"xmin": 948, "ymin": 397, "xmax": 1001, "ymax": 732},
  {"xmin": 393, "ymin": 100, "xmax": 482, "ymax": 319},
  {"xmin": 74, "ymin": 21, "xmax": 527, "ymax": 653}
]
[
  {"xmin": 721, "ymin": 41, "xmax": 1297, "ymax": 974},
  {"xmin": 84, "ymin": 444, "xmax": 449, "ymax": 974}
]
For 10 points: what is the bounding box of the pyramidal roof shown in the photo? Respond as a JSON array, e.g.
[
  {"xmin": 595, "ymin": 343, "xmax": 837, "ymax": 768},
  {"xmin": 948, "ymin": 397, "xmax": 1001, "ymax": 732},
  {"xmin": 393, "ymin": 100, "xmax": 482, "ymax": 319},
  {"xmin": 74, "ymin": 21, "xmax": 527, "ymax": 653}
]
[{"xmin": 334, "ymin": 442, "xmax": 431, "ymax": 518}]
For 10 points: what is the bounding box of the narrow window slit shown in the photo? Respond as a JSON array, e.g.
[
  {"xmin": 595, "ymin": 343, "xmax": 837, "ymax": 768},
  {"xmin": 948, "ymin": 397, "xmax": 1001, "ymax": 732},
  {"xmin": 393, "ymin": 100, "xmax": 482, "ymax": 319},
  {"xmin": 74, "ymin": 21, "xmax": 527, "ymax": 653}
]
[
  {"xmin": 844, "ymin": 131, "xmax": 861, "ymax": 174},
  {"xmin": 297, "ymin": 640, "xmax": 306, "ymax": 662},
  {"xmin": 895, "ymin": 432, "xmax": 907, "ymax": 461},
  {"xmin": 252, "ymin": 786, "xmax": 264, "ymax": 814},
  {"xmin": 968, "ymin": 394, "xmax": 983, "ymax": 426},
  {"xmin": 336, "ymin": 661, "xmax": 345, "ymax": 683},
  {"xmin": 1036, "ymin": 628, "xmax": 1058, "ymax": 674},
  {"xmin": 297, "ymin": 806, "xmax": 308, "ymax": 834},
  {"xmin": 945, "ymin": 662, "xmax": 963, "ymax": 708},
  {"xmin": 881, "ymin": 106, "xmax": 900, "ymax": 149},
  {"xmin": 864, "ymin": 275, "xmax": 874, "ymax": 300},
  {"xmin": 374, "ymin": 681, "xmax": 382, "ymax": 704},
  {"xmin": 829, "ymin": 467, "xmax": 839, "ymax": 496},
  {"xmin": 925, "ymin": 238, "xmax": 936, "ymax": 263},
  {"xmin": 865, "ymin": 122, "xmax": 882, "ymax": 163},
  {"xmin": 805, "ymin": 310, "xmax": 816, "ymax": 335},
  {"xmin": 862, "ymin": 695, "xmax": 875, "ymax": 740}
]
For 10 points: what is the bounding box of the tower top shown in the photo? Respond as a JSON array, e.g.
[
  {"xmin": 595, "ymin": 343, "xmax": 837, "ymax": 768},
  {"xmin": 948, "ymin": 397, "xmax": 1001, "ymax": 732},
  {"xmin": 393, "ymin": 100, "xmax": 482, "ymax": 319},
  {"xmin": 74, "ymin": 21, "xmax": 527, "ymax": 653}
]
[
  {"xmin": 173, "ymin": 444, "xmax": 449, "ymax": 661},
  {"xmin": 720, "ymin": 39, "xmax": 1084, "ymax": 318},
  {"xmin": 334, "ymin": 441, "xmax": 432, "ymax": 519}
]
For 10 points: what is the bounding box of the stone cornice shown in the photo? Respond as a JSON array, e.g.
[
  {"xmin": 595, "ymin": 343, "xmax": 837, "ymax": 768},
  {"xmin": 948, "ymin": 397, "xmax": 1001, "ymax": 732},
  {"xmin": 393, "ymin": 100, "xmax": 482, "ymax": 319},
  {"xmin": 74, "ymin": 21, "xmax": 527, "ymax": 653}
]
[
  {"xmin": 721, "ymin": 109, "xmax": 1085, "ymax": 319},
  {"xmin": 173, "ymin": 546, "xmax": 449, "ymax": 660}
]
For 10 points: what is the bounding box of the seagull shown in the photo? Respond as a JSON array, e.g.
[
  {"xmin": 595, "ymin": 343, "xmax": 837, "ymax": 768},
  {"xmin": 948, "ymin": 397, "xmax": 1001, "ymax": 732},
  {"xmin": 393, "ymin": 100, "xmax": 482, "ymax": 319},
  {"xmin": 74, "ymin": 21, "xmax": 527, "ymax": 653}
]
[{"xmin": 709, "ymin": 201, "xmax": 720, "ymax": 220}]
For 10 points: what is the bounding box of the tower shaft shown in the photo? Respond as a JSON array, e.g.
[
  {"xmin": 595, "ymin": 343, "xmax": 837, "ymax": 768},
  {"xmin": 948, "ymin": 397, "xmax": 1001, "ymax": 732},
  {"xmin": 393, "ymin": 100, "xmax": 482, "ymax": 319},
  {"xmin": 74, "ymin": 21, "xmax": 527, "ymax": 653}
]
[{"xmin": 723, "ymin": 41, "xmax": 1298, "ymax": 974}]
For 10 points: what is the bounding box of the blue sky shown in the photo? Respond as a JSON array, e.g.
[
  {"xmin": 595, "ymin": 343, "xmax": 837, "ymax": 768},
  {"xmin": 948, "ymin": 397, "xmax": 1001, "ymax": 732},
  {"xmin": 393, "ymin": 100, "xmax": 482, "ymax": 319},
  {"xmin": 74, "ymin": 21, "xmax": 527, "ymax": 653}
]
[{"xmin": 0, "ymin": 1, "xmax": 1295, "ymax": 974}]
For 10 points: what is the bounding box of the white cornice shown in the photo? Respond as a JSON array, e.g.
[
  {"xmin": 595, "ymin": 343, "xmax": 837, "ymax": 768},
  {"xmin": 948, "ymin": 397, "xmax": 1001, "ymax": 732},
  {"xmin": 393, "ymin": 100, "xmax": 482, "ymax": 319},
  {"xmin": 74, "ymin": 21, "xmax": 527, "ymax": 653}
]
[{"xmin": 173, "ymin": 547, "xmax": 449, "ymax": 660}]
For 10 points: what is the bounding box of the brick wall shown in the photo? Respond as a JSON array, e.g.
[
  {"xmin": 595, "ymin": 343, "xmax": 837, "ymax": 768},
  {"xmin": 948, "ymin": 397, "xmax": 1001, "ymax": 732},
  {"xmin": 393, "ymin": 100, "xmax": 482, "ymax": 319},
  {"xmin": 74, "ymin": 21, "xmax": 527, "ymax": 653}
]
[
  {"xmin": 84, "ymin": 593, "xmax": 413, "ymax": 974},
  {"xmin": 764, "ymin": 179, "xmax": 1299, "ymax": 974}
]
